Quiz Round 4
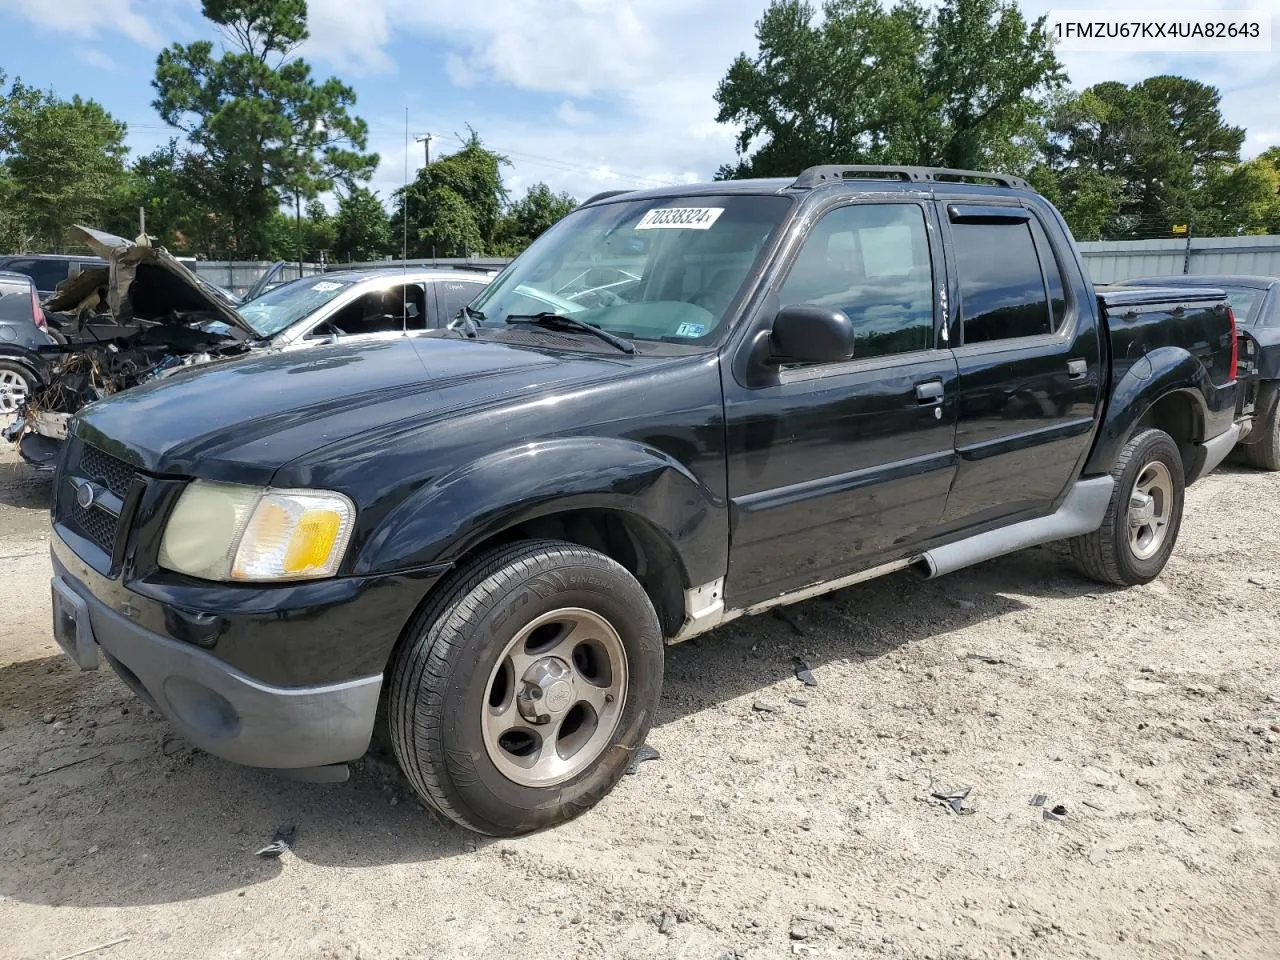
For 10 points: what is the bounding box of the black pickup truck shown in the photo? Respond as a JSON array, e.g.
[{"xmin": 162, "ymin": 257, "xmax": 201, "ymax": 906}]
[{"xmin": 47, "ymin": 166, "xmax": 1245, "ymax": 836}]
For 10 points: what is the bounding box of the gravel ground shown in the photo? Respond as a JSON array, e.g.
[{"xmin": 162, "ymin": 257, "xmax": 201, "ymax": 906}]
[{"xmin": 0, "ymin": 440, "xmax": 1277, "ymax": 960}]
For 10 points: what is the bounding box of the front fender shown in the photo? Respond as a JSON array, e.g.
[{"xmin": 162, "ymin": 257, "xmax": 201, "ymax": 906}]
[
  {"xmin": 351, "ymin": 436, "xmax": 728, "ymax": 586},
  {"xmin": 1085, "ymin": 346, "xmax": 1212, "ymax": 475}
]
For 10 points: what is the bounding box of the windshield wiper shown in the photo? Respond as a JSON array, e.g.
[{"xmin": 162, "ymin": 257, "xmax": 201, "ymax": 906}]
[
  {"xmin": 504, "ymin": 313, "xmax": 636, "ymax": 354},
  {"xmin": 448, "ymin": 305, "xmax": 486, "ymax": 338}
]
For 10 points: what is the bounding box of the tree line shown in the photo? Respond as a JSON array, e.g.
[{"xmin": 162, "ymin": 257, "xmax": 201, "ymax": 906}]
[
  {"xmin": 716, "ymin": 0, "xmax": 1280, "ymax": 239},
  {"xmin": 2, "ymin": 0, "xmax": 1278, "ymax": 260},
  {"xmin": 0, "ymin": 1, "xmax": 575, "ymax": 260}
]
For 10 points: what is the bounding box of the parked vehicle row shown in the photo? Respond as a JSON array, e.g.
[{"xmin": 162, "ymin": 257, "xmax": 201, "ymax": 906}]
[
  {"xmin": 42, "ymin": 165, "xmax": 1257, "ymax": 837},
  {"xmin": 2, "ymin": 226, "xmax": 498, "ymax": 467}
]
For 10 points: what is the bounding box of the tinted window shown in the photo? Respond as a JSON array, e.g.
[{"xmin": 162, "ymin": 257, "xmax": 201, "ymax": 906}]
[
  {"xmin": 433, "ymin": 278, "xmax": 487, "ymax": 327},
  {"xmin": 1220, "ymin": 286, "xmax": 1265, "ymax": 325},
  {"xmin": 5, "ymin": 258, "xmax": 70, "ymax": 293},
  {"xmin": 778, "ymin": 203, "xmax": 935, "ymax": 359},
  {"xmin": 953, "ymin": 221, "xmax": 1052, "ymax": 344},
  {"xmin": 1028, "ymin": 218, "xmax": 1067, "ymax": 329}
]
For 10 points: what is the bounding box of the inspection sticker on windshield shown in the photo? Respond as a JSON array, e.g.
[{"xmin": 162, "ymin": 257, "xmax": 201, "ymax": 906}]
[
  {"xmin": 674, "ymin": 322, "xmax": 706, "ymax": 338},
  {"xmin": 311, "ymin": 281, "xmax": 344, "ymax": 292},
  {"xmin": 635, "ymin": 207, "xmax": 724, "ymax": 230}
]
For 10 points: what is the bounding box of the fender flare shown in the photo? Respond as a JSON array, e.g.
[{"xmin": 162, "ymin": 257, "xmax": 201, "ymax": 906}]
[
  {"xmin": 351, "ymin": 436, "xmax": 728, "ymax": 587},
  {"xmin": 1085, "ymin": 346, "xmax": 1210, "ymax": 476}
]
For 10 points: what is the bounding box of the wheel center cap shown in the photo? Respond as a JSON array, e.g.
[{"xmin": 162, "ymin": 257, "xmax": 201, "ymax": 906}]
[
  {"xmin": 1129, "ymin": 491, "xmax": 1155, "ymax": 525},
  {"xmin": 517, "ymin": 656, "xmax": 575, "ymax": 724},
  {"xmin": 544, "ymin": 679, "xmax": 573, "ymax": 713}
]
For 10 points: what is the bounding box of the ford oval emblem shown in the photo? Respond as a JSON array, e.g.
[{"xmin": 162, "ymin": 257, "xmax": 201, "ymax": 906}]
[{"xmin": 75, "ymin": 480, "xmax": 96, "ymax": 510}]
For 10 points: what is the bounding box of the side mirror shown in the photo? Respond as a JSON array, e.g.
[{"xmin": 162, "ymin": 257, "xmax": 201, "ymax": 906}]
[{"xmin": 770, "ymin": 304, "xmax": 855, "ymax": 364}]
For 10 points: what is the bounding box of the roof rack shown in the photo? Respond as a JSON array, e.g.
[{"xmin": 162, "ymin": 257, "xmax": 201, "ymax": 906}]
[
  {"xmin": 792, "ymin": 165, "xmax": 1028, "ymax": 190},
  {"xmin": 581, "ymin": 189, "xmax": 634, "ymax": 206}
]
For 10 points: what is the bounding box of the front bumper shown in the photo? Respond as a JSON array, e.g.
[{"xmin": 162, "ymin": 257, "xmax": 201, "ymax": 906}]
[{"xmin": 52, "ymin": 556, "xmax": 383, "ymax": 769}]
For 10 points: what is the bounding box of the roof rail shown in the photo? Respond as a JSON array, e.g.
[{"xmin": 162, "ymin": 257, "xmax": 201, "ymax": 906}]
[
  {"xmin": 792, "ymin": 165, "xmax": 1028, "ymax": 190},
  {"xmin": 581, "ymin": 189, "xmax": 634, "ymax": 206}
]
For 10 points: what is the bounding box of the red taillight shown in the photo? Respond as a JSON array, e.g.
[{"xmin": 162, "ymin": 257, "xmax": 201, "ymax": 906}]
[
  {"xmin": 1227, "ymin": 307, "xmax": 1239, "ymax": 381},
  {"xmin": 30, "ymin": 287, "xmax": 46, "ymax": 330}
]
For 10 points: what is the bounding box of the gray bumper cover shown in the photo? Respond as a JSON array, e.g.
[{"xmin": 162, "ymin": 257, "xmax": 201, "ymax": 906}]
[{"xmin": 54, "ymin": 572, "xmax": 381, "ymax": 770}]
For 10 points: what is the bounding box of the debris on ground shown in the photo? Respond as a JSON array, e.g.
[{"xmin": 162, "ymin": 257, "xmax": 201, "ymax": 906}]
[
  {"xmin": 752, "ymin": 700, "xmax": 778, "ymax": 714},
  {"xmin": 788, "ymin": 696, "xmax": 809, "ymax": 708},
  {"xmin": 792, "ymin": 657, "xmax": 817, "ymax": 687},
  {"xmin": 1030, "ymin": 793, "xmax": 1048, "ymax": 807},
  {"xmin": 1043, "ymin": 804, "xmax": 1068, "ymax": 822},
  {"xmin": 625, "ymin": 744, "xmax": 661, "ymax": 775},
  {"xmin": 254, "ymin": 823, "xmax": 296, "ymax": 858},
  {"xmin": 54, "ymin": 937, "xmax": 132, "ymax": 960},
  {"xmin": 931, "ymin": 786, "xmax": 974, "ymax": 815}
]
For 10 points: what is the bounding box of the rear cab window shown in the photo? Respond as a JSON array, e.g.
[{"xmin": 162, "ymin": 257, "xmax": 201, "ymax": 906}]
[{"xmin": 949, "ymin": 209, "xmax": 1065, "ymax": 345}]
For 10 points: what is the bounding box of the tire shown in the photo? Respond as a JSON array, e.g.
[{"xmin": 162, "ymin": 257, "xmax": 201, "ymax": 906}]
[
  {"xmin": 0, "ymin": 360, "xmax": 36, "ymax": 417},
  {"xmin": 1239, "ymin": 384, "xmax": 1280, "ymax": 471},
  {"xmin": 388, "ymin": 539, "xmax": 664, "ymax": 836},
  {"xmin": 1069, "ymin": 428, "xmax": 1185, "ymax": 587}
]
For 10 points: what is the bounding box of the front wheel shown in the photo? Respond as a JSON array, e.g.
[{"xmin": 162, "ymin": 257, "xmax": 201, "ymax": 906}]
[
  {"xmin": 1238, "ymin": 384, "xmax": 1280, "ymax": 471},
  {"xmin": 1069, "ymin": 428, "xmax": 1185, "ymax": 586},
  {"xmin": 388, "ymin": 540, "xmax": 664, "ymax": 835},
  {"xmin": 0, "ymin": 361, "xmax": 35, "ymax": 416}
]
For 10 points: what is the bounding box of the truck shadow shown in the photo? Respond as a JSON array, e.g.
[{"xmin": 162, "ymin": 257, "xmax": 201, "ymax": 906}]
[{"xmin": 0, "ymin": 543, "xmax": 1116, "ymax": 909}]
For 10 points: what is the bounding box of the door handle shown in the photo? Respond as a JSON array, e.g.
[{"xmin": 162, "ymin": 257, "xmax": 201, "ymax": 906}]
[
  {"xmin": 914, "ymin": 380, "xmax": 944, "ymax": 404},
  {"xmin": 1067, "ymin": 358, "xmax": 1088, "ymax": 380}
]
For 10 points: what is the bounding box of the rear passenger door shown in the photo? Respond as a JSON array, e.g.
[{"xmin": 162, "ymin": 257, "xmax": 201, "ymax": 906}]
[
  {"xmin": 427, "ymin": 277, "xmax": 490, "ymax": 328},
  {"xmin": 937, "ymin": 201, "xmax": 1102, "ymax": 529}
]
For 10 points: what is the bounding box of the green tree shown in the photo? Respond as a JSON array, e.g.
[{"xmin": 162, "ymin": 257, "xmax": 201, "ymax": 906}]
[
  {"xmin": 494, "ymin": 182, "xmax": 577, "ymax": 255},
  {"xmin": 0, "ymin": 74, "xmax": 130, "ymax": 251},
  {"xmin": 393, "ymin": 131, "xmax": 508, "ymax": 257},
  {"xmin": 714, "ymin": 0, "xmax": 1063, "ymax": 178},
  {"xmin": 1035, "ymin": 76, "xmax": 1247, "ymax": 239},
  {"xmin": 152, "ymin": 0, "xmax": 378, "ymax": 255},
  {"xmin": 333, "ymin": 186, "xmax": 392, "ymax": 261}
]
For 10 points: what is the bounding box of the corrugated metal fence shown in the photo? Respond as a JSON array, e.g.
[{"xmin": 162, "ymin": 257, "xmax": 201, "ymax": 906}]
[
  {"xmin": 1079, "ymin": 236, "xmax": 1280, "ymax": 283},
  {"xmin": 191, "ymin": 240, "xmax": 1280, "ymax": 298}
]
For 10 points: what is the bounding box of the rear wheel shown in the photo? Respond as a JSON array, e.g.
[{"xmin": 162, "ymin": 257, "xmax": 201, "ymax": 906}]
[
  {"xmin": 1070, "ymin": 428, "xmax": 1185, "ymax": 586},
  {"xmin": 0, "ymin": 361, "xmax": 35, "ymax": 416},
  {"xmin": 388, "ymin": 540, "xmax": 663, "ymax": 835},
  {"xmin": 1238, "ymin": 384, "xmax": 1280, "ymax": 471}
]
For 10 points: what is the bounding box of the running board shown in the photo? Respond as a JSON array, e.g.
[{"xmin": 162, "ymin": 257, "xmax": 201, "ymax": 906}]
[{"xmin": 911, "ymin": 477, "xmax": 1114, "ymax": 579}]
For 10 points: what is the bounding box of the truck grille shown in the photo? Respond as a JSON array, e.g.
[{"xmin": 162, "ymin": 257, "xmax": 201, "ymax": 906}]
[
  {"xmin": 79, "ymin": 444, "xmax": 136, "ymax": 500},
  {"xmin": 59, "ymin": 442, "xmax": 139, "ymax": 561}
]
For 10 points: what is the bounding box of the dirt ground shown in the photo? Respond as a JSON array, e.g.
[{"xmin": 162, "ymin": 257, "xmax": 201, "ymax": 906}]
[{"xmin": 0, "ymin": 440, "xmax": 1277, "ymax": 960}]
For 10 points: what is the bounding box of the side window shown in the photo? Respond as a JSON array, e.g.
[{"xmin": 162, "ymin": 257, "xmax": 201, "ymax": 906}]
[
  {"xmin": 1028, "ymin": 217, "xmax": 1067, "ymax": 329},
  {"xmin": 320, "ymin": 284, "xmax": 427, "ymax": 337},
  {"xmin": 432, "ymin": 279, "xmax": 486, "ymax": 328},
  {"xmin": 7, "ymin": 259, "xmax": 69, "ymax": 292},
  {"xmin": 778, "ymin": 203, "xmax": 935, "ymax": 360},
  {"xmin": 953, "ymin": 220, "xmax": 1053, "ymax": 344}
]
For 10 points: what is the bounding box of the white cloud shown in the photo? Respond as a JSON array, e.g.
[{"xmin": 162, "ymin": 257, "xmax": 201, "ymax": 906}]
[
  {"xmin": 556, "ymin": 101, "xmax": 596, "ymax": 127},
  {"xmin": 0, "ymin": 0, "xmax": 170, "ymax": 47}
]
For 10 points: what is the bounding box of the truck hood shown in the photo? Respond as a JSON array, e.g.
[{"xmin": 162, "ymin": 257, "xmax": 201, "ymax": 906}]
[
  {"xmin": 72, "ymin": 335, "xmax": 633, "ymax": 484},
  {"xmin": 44, "ymin": 226, "xmax": 257, "ymax": 339}
]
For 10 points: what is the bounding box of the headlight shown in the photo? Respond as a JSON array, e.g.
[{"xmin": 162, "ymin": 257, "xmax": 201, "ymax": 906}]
[{"xmin": 158, "ymin": 481, "xmax": 355, "ymax": 582}]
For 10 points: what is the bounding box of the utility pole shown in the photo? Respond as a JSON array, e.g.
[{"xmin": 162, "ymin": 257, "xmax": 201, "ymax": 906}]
[
  {"xmin": 295, "ymin": 192, "xmax": 303, "ymax": 277},
  {"xmin": 415, "ymin": 133, "xmax": 433, "ymax": 167}
]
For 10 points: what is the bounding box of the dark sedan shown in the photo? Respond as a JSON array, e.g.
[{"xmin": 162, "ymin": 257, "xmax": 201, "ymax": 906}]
[{"xmin": 1119, "ymin": 274, "xmax": 1280, "ymax": 469}]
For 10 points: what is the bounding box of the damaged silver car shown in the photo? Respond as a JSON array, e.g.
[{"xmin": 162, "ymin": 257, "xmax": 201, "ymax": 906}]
[{"xmin": 3, "ymin": 226, "xmax": 260, "ymax": 467}]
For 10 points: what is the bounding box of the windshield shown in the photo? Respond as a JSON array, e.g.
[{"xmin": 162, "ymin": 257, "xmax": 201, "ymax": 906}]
[
  {"xmin": 469, "ymin": 195, "xmax": 792, "ymax": 344},
  {"xmin": 1221, "ymin": 286, "xmax": 1265, "ymax": 325},
  {"xmin": 237, "ymin": 276, "xmax": 357, "ymax": 337}
]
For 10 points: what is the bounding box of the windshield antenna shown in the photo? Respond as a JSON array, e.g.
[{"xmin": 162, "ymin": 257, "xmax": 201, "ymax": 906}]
[{"xmin": 402, "ymin": 106, "xmax": 409, "ymax": 335}]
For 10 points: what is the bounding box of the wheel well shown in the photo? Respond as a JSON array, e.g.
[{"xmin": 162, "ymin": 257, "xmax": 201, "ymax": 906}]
[
  {"xmin": 1135, "ymin": 391, "xmax": 1203, "ymax": 478},
  {"xmin": 445, "ymin": 510, "xmax": 688, "ymax": 638}
]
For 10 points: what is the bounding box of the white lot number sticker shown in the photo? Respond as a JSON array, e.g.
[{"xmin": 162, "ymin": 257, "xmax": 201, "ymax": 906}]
[
  {"xmin": 636, "ymin": 207, "xmax": 724, "ymax": 230},
  {"xmin": 311, "ymin": 281, "xmax": 344, "ymax": 292}
]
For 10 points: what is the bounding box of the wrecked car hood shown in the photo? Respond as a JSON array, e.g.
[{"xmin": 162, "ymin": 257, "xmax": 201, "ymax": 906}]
[{"xmin": 44, "ymin": 226, "xmax": 258, "ymax": 339}]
